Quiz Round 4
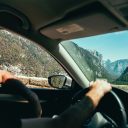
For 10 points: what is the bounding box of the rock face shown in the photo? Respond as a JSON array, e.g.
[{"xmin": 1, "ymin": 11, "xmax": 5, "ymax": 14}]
[
  {"xmin": 114, "ymin": 66, "xmax": 128, "ymax": 85},
  {"xmin": 68, "ymin": 42, "xmax": 113, "ymax": 81},
  {"xmin": 17, "ymin": 76, "xmax": 51, "ymax": 88},
  {"xmin": 104, "ymin": 59, "xmax": 128, "ymax": 77},
  {"xmin": 0, "ymin": 30, "xmax": 66, "ymax": 78}
]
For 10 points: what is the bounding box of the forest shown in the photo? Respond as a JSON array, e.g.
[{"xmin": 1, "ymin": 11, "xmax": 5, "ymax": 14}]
[{"xmin": 0, "ymin": 30, "xmax": 66, "ymax": 78}]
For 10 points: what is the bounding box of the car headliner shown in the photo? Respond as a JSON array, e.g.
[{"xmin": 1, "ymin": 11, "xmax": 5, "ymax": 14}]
[{"xmin": 0, "ymin": 0, "xmax": 128, "ymax": 40}]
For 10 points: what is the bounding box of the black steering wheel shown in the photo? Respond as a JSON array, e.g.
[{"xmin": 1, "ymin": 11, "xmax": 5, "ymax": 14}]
[
  {"xmin": 1, "ymin": 79, "xmax": 42, "ymax": 118},
  {"xmin": 72, "ymin": 87, "xmax": 127, "ymax": 128}
]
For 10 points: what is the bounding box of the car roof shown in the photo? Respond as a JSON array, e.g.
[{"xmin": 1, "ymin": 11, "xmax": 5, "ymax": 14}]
[{"xmin": 0, "ymin": 0, "xmax": 128, "ymax": 41}]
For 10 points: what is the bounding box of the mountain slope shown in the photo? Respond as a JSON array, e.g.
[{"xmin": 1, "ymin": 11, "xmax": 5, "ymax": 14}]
[
  {"xmin": 105, "ymin": 59, "xmax": 128, "ymax": 77},
  {"xmin": 64, "ymin": 42, "xmax": 113, "ymax": 81},
  {"xmin": 0, "ymin": 30, "xmax": 65, "ymax": 77},
  {"xmin": 114, "ymin": 66, "xmax": 128, "ymax": 85}
]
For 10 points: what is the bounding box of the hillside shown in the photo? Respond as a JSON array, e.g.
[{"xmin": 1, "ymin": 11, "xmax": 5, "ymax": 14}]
[
  {"xmin": 0, "ymin": 30, "xmax": 66, "ymax": 77},
  {"xmin": 104, "ymin": 59, "xmax": 128, "ymax": 77},
  {"xmin": 66, "ymin": 42, "xmax": 113, "ymax": 82},
  {"xmin": 114, "ymin": 66, "xmax": 128, "ymax": 85},
  {"xmin": 1, "ymin": 30, "xmax": 126, "ymax": 83}
]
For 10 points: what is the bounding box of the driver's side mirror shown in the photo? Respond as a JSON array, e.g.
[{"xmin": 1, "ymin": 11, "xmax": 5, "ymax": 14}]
[{"xmin": 48, "ymin": 75, "xmax": 72, "ymax": 89}]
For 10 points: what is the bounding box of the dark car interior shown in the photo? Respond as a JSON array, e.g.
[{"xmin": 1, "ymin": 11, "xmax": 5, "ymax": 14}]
[{"xmin": 0, "ymin": 0, "xmax": 128, "ymax": 128}]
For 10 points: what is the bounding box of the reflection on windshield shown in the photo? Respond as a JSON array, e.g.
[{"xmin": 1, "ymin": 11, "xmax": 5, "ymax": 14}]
[{"xmin": 62, "ymin": 30, "xmax": 128, "ymax": 86}]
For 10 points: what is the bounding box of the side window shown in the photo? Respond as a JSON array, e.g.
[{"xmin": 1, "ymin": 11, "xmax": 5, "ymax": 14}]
[{"xmin": 0, "ymin": 30, "xmax": 67, "ymax": 88}]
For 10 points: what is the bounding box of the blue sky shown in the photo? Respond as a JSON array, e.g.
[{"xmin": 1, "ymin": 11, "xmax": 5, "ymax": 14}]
[{"xmin": 72, "ymin": 30, "xmax": 128, "ymax": 62}]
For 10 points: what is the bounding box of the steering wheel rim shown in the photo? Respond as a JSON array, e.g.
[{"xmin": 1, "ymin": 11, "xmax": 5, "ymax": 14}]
[
  {"xmin": 1, "ymin": 79, "xmax": 42, "ymax": 118},
  {"xmin": 72, "ymin": 88, "xmax": 127, "ymax": 128}
]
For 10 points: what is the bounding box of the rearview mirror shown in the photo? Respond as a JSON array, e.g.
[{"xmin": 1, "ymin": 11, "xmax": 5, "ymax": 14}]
[{"xmin": 48, "ymin": 75, "xmax": 72, "ymax": 89}]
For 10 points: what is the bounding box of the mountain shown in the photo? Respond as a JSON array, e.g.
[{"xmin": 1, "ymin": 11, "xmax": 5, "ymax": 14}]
[
  {"xmin": 114, "ymin": 66, "xmax": 128, "ymax": 85},
  {"xmin": 104, "ymin": 59, "xmax": 128, "ymax": 77},
  {"xmin": 0, "ymin": 30, "xmax": 65, "ymax": 77},
  {"xmin": 1, "ymin": 30, "xmax": 124, "ymax": 82},
  {"xmin": 66, "ymin": 42, "xmax": 113, "ymax": 81}
]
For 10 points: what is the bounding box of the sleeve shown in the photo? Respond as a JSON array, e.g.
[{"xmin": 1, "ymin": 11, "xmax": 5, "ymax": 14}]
[{"xmin": 22, "ymin": 96, "xmax": 95, "ymax": 128}]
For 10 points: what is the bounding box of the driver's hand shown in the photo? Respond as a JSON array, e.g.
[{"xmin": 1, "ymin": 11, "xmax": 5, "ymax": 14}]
[
  {"xmin": 86, "ymin": 80, "xmax": 112, "ymax": 108},
  {"xmin": 0, "ymin": 70, "xmax": 15, "ymax": 83}
]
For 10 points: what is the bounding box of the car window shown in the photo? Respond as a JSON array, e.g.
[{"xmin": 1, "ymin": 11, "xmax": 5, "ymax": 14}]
[
  {"xmin": 0, "ymin": 30, "xmax": 67, "ymax": 89},
  {"xmin": 61, "ymin": 30, "xmax": 128, "ymax": 91}
]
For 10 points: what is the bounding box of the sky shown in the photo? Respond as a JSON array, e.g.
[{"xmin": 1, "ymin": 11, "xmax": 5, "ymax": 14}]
[{"xmin": 72, "ymin": 30, "xmax": 128, "ymax": 62}]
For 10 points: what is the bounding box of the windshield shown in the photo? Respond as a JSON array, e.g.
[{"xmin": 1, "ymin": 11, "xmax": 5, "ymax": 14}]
[{"xmin": 61, "ymin": 30, "xmax": 128, "ymax": 88}]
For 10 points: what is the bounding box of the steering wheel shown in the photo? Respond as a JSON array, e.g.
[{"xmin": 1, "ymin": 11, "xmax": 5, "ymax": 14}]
[
  {"xmin": 72, "ymin": 87, "xmax": 127, "ymax": 128},
  {"xmin": 1, "ymin": 79, "xmax": 42, "ymax": 118}
]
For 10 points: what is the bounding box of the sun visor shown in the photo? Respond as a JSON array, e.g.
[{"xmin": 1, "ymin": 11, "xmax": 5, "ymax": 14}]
[{"xmin": 40, "ymin": 2, "xmax": 125, "ymax": 40}]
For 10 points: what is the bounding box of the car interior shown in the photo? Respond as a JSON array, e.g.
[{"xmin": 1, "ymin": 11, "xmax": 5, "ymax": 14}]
[{"xmin": 0, "ymin": 0, "xmax": 128, "ymax": 128}]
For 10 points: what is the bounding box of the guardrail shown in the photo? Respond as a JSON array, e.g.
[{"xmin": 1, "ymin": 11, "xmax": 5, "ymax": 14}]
[{"xmin": 17, "ymin": 76, "xmax": 51, "ymax": 88}]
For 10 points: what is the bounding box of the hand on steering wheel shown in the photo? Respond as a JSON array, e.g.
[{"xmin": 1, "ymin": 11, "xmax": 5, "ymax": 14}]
[
  {"xmin": 2, "ymin": 79, "xmax": 42, "ymax": 118},
  {"xmin": 72, "ymin": 87, "xmax": 127, "ymax": 128}
]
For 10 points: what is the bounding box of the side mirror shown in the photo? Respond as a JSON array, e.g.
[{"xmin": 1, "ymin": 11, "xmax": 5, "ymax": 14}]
[{"xmin": 48, "ymin": 75, "xmax": 72, "ymax": 89}]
